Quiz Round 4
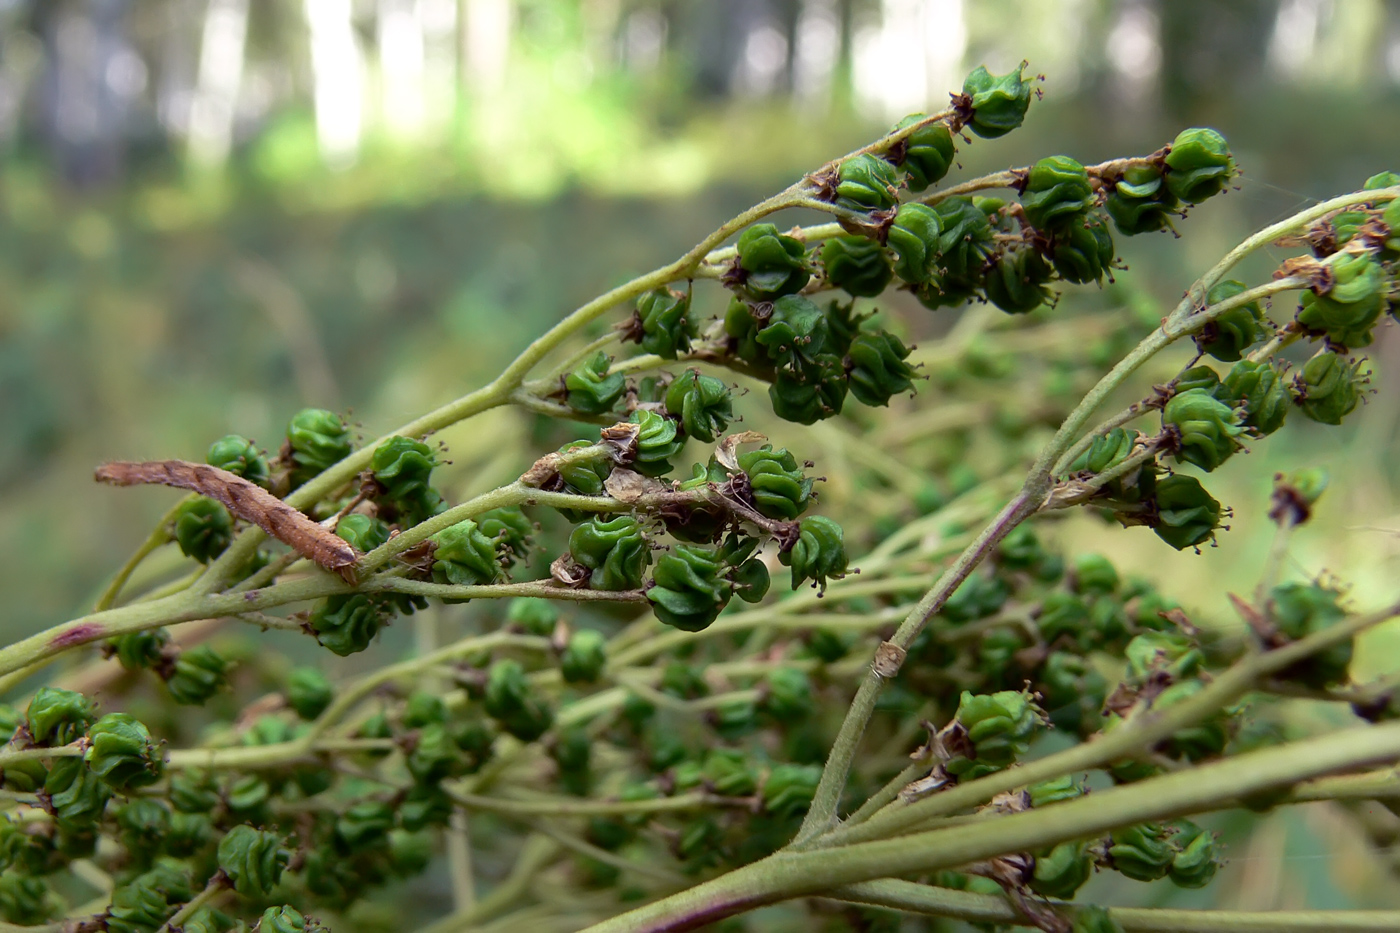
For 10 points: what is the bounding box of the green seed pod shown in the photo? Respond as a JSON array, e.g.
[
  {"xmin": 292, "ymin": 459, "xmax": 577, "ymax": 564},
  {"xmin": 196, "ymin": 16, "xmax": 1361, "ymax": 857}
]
[
  {"xmin": 931, "ymin": 196, "xmax": 995, "ymax": 281},
  {"xmin": 762, "ymin": 668, "xmax": 813, "ymax": 723},
  {"xmin": 1298, "ymin": 252, "xmax": 1385, "ymax": 347},
  {"xmin": 553, "ymin": 441, "xmax": 613, "ymax": 523},
  {"xmin": 1105, "ymin": 164, "xmax": 1179, "ymax": 235},
  {"xmin": 1365, "ymin": 171, "xmax": 1400, "ymax": 190},
  {"xmin": 44, "ymin": 758, "xmax": 110, "ymax": 829},
  {"xmin": 0, "ymin": 874, "xmax": 58, "ymax": 926},
  {"xmin": 165, "ymin": 811, "xmax": 214, "ymax": 858},
  {"xmin": 1050, "ymin": 212, "xmax": 1116, "ymax": 283},
  {"xmin": 431, "ymin": 520, "xmax": 502, "ymax": 587},
  {"xmin": 762, "ymin": 763, "xmax": 821, "ymax": 818},
  {"xmin": 1072, "ymin": 905, "xmax": 1126, "ymax": 933},
  {"xmin": 217, "ymin": 825, "xmax": 289, "ymax": 897},
  {"xmin": 1270, "ymin": 582, "xmax": 1351, "ymax": 688},
  {"xmin": 1199, "ymin": 280, "xmax": 1265, "ymax": 361},
  {"xmin": 1151, "ymin": 474, "xmax": 1222, "ymax": 550},
  {"xmin": 108, "ymin": 629, "xmax": 170, "ymax": 672},
  {"xmin": 960, "ymin": 63, "xmax": 1032, "ymax": 139},
  {"xmin": 1028, "ymin": 775, "xmax": 1085, "ymax": 808},
  {"xmin": 942, "ymin": 572, "xmax": 1011, "ymax": 624},
  {"xmin": 476, "ymin": 507, "xmax": 532, "ymax": 568},
  {"xmin": 84, "ymin": 713, "xmax": 164, "ymax": 791},
  {"xmin": 834, "ymin": 153, "xmax": 899, "ymax": 211},
  {"xmin": 1070, "ymin": 554, "xmax": 1117, "ymax": 597},
  {"xmin": 181, "ymin": 908, "xmax": 239, "ymax": 933},
  {"xmin": 633, "ymin": 287, "xmax": 695, "ymax": 360},
  {"xmin": 1021, "ymin": 156, "xmax": 1095, "ymax": 231},
  {"xmin": 628, "ymin": 409, "xmax": 685, "ymax": 478},
  {"xmin": 1030, "ymin": 840, "xmax": 1093, "ymax": 899},
  {"xmin": 401, "ymin": 691, "xmax": 447, "ymax": 729},
  {"xmin": 286, "ymin": 667, "xmax": 334, "ymax": 720},
  {"xmin": 309, "ymin": 594, "xmax": 386, "ymax": 657},
  {"xmin": 1038, "ymin": 652, "xmax": 1110, "ymax": 736},
  {"xmin": 736, "ymin": 223, "xmax": 810, "ymax": 300},
  {"xmin": 1168, "ymin": 820, "xmax": 1221, "ymax": 888},
  {"xmin": 1155, "ymin": 680, "xmax": 1231, "ymax": 761},
  {"xmin": 1108, "ymin": 822, "xmax": 1175, "ymax": 881},
  {"xmin": 1163, "ymin": 127, "xmax": 1235, "ymax": 203},
  {"xmin": 1219, "ymin": 359, "xmax": 1289, "ymax": 436},
  {"xmin": 560, "ymin": 629, "xmax": 607, "ymax": 684},
  {"xmin": 25, "ymin": 687, "xmax": 95, "ymax": 747},
  {"xmin": 508, "ymin": 597, "xmax": 558, "ymax": 636},
  {"xmin": 1293, "ymin": 352, "xmax": 1365, "ymax": 425},
  {"xmin": 820, "ymin": 236, "xmax": 893, "ymax": 297},
  {"xmin": 485, "ymin": 659, "xmax": 554, "ymax": 741},
  {"xmin": 891, "ymin": 115, "xmax": 955, "ymax": 191},
  {"xmin": 105, "ymin": 861, "xmax": 192, "ymax": 933},
  {"xmin": 370, "ymin": 436, "xmax": 442, "ymax": 521},
  {"xmin": 1126, "ymin": 632, "xmax": 1203, "ymax": 683},
  {"xmin": 565, "ymin": 351, "xmax": 626, "ymax": 416},
  {"xmin": 399, "ymin": 786, "xmax": 453, "ymax": 831},
  {"xmin": 551, "ymin": 727, "xmax": 592, "ymax": 795},
  {"xmin": 675, "ymin": 816, "xmax": 725, "ymax": 870},
  {"xmin": 1162, "ymin": 387, "xmax": 1244, "ymax": 472},
  {"xmin": 729, "ymin": 555, "xmax": 771, "ymax": 604},
  {"xmin": 336, "ymin": 799, "xmax": 394, "ymax": 851},
  {"xmin": 569, "ymin": 516, "xmax": 651, "ymax": 591},
  {"xmin": 702, "ymin": 749, "xmax": 758, "ymax": 797},
  {"xmin": 738, "ymin": 446, "xmax": 812, "ymax": 520},
  {"xmin": 664, "ymin": 371, "xmax": 734, "ymax": 444},
  {"xmin": 660, "ymin": 662, "xmax": 709, "ymax": 700},
  {"xmin": 170, "ymin": 770, "xmax": 219, "ymax": 814},
  {"xmin": 755, "ymin": 294, "xmax": 830, "ymax": 370},
  {"xmin": 1036, "ymin": 592, "xmax": 1090, "ymax": 645},
  {"xmin": 996, "ymin": 524, "xmax": 1046, "ymax": 571},
  {"xmin": 946, "ymin": 690, "xmax": 1045, "ymax": 779},
  {"xmin": 388, "ymin": 828, "xmax": 433, "ymax": 878},
  {"xmin": 164, "ymin": 644, "xmax": 229, "ymax": 704},
  {"xmin": 780, "ymin": 516, "xmax": 848, "ymax": 591},
  {"xmin": 846, "ymin": 331, "xmax": 916, "ymax": 407},
  {"xmin": 258, "ymin": 906, "xmax": 319, "ymax": 933},
  {"xmin": 207, "ymin": 434, "xmax": 269, "ymax": 487},
  {"xmin": 286, "ymin": 408, "xmax": 352, "ymax": 488},
  {"xmin": 886, "ymin": 203, "xmax": 943, "ymax": 283},
  {"xmin": 173, "ymin": 497, "xmax": 233, "ymax": 563},
  {"xmin": 984, "ymin": 246, "xmax": 1054, "ymax": 314},
  {"xmin": 648, "ymin": 545, "xmax": 733, "ymax": 632},
  {"xmin": 768, "ymin": 355, "xmax": 848, "ymax": 425}
]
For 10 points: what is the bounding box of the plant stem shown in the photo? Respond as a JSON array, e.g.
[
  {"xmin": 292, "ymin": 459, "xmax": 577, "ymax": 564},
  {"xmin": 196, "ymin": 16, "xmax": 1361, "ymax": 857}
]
[
  {"xmin": 155, "ymin": 877, "xmax": 229, "ymax": 933},
  {"xmin": 93, "ymin": 497, "xmax": 187, "ymax": 611}
]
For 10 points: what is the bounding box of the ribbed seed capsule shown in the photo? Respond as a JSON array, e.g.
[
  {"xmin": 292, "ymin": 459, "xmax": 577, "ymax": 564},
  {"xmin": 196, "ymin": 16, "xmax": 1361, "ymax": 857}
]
[
  {"xmin": 84, "ymin": 713, "xmax": 164, "ymax": 791},
  {"xmin": 1292, "ymin": 352, "xmax": 1365, "ymax": 425},
  {"xmin": 1050, "ymin": 212, "xmax": 1116, "ymax": 283},
  {"xmin": 1106, "ymin": 164, "xmax": 1179, "ymax": 235},
  {"xmin": 664, "ymin": 371, "xmax": 733, "ymax": 444},
  {"xmin": 737, "ymin": 446, "xmax": 813, "ymax": 520},
  {"xmin": 173, "ymin": 497, "xmax": 232, "ymax": 563},
  {"xmin": 960, "ymin": 63, "xmax": 1032, "ymax": 139},
  {"xmin": 983, "ymin": 247, "xmax": 1054, "ymax": 315},
  {"xmin": 648, "ymin": 545, "xmax": 733, "ymax": 632},
  {"xmin": 1150, "ymin": 474, "xmax": 1221, "ymax": 550},
  {"xmin": 735, "ymin": 223, "xmax": 810, "ymax": 300},
  {"xmin": 1020, "ymin": 156, "xmax": 1095, "ymax": 231},
  {"xmin": 565, "ymin": 351, "xmax": 626, "ymax": 416},
  {"xmin": 1163, "ymin": 127, "xmax": 1235, "ymax": 203},
  {"xmin": 309, "ymin": 594, "xmax": 386, "ymax": 657},
  {"xmin": 1198, "ymin": 279, "xmax": 1264, "ymax": 361},
  {"xmin": 834, "ymin": 153, "xmax": 899, "ymax": 211},
  {"xmin": 628, "ymin": 409, "xmax": 684, "ymax": 477},
  {"xmin": 431, "ymin": 520, "xmax": 502, "ymax": 587},
  {"xmin": 890, "ymin": 114, "xmax": 955, "ymax": 191},
  {"xmin": 568, "ymin": 516, "xmax": 650, "ymax": 591},
  {"xmin": 845, "ymin": 331, "xmax": 916, "ymax": 407},
  {"xmin": 1161, "ymin": 388, "xmax": 1244, "ymax": 472},
  {"xmin": 206, "ymin": 434, "xmax": 269, "ymax": 487},
  {"xmin": 819, "ymin": 235, "xmax": 892, "ymax": 297},
  {"xmin": 1270, "ymin": 582, "xmax": 1352, "ymax": 688},
  {"xmin": 1218, "ymin": 359, "xmax": 1289, "ymax": 436},
  {"xmin": 1297, "ymin": 252, "xmax": 1385, "ymax": 348},
  {"xmin": 633, "ymin": 287, "xmax": 694, "ymax": 360},
  {"xmin": 780, "ymin": 516, "xmax": 848, "ymax": 591},
  {"xmin": 767, "ymin": 355, "xmax": 848, "ymax": 425},
  {"xmin": 886, "ymin": 203, "xmax": 942, "ymax": 283},
  {"xmin": 286, "ymin": 408, "xmax": 351, "ymax": 488}
]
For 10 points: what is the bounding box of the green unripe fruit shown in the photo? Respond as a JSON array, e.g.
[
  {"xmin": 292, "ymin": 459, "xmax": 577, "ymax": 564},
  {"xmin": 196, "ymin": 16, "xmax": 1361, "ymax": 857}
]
[
  {"xmin": 1106, "ymin": 164, "xmax": 1178, "ymax": 235},
  {"xmin": 1164, "ymin": 127, "xmax": 1235, "ymax": 203},
  {"xmin": 1168, "ymin": 820, "xmax": 1221, "ymax": 888},
  {"xmin": 1219, "ymin": 359, "xmax": 1289, "ymax": 436},
  {"xmin": 1298, "ymin": 252, "xmax": 1385, "ymax": 347},
  {"xmin": 702, "ymin": 749, "xmax": 758, "ymax": 797},
  {"xmin": 756, "ymin": 294, "xmax": 829, "ymax": 370},
  {"xmin": 26, "ymin": 687, "xmax": 95, "ymax": 747},
  {"xmin": 665, "ymin": 371, "xmax": 734, "ymax": 444},
  {"xmin": 286, "ymin": 408, "xmax": 351, "ymax": 488},
  {"xmin": 761, "ymin": 763, "xmax": 821, "ymax": 818},
  {"xmin": 891, "ymin": 115, "xmax": 955, "ymax": 191},
  {"xmin": 1072, "ymin": 905, "xmax": 1126, "ymax": 933},
  {"xmin": 476, "ymin": 507, "xmax": 532, "ymax": 568},
  {"xmin": 108, "ymin": 629, "xmax": 170, "ymax": 672},
  {"xmin": 400, "ymin": 786, "xmax": 453, "ymax": 830},
  {"xmin": 336, "ymin": 799, "xmax": 394, "ymax": 851},
  {"xmin": 565, "ymin": 351, "xmax": 626, "ymax": 416},
  {"xmin": 1036, "ymin": 592, "xmax": 1089, "ymax": 644},
  {"xmin": 1151, "ymin": 474, "xmax": 1222, "ymax": 550},
  {"xmin": 1154, "ymin": 681, "xmax": 1230, "ymax": 761},
  {"xmin": 1199, "ymin": 280, "xmax": 1265, "ymax": 361},
  {"xmin": 484, "ymin": 660, "xmax": 554, "ymax": 741},
  {"xmin": 846, "ymin": 331, "xmax": 916, "ymax": 407},
  {"xmin": 1365, "ymin": 171, "xmax": 1400, "ymax": 190},
  {"xmin": 946, "ymin": 690, "xmax": 1045, "ymax": 779},
  {"xmin": 1028, "ymin": 775, "xmax": 1085, "ymax": 808},
  {"xmin": 1021, "ymin": 156, "xmax": 1095, "ymax": 231},
  {"xmin": 170, "ymin": 770, "xmax": 219, "ymax": 814},
  {"xmin": 780, "ymin": 516, "xmax": 848, "ymax": 591},
  {"xmin": 553, "ymin": 440, "xmax": 613, "ymax": 523},
  {"xmin": 1108, "ymin": 822, "xmax": 1174, "ymax": 881},
  {"xmin": 768, "ymin": 356, "xmax": 848, "ymax": 425},
  {"xmin": 85, "ymin": 713, "xmax": 164, "ymax": 791},
  {"xmin": 648, "ymin": 545, "xmax": 732, "ymax": 632},
  {"xmin": 388, "ymin": 828, "xmax": 434, "ymax": 877},
  {"xmin": 820, "ymin": 236, "xmax": 893, "ymax": 297},
  {"xmin": 738, "ymin": 445, "xmax": 812, "ymax": 520},
  {"xmin": 834, "ymin": 153, "xmax": 899, "ymax": 211},
  {"xmin": 105, "ymin": 861, "xmax": 191, "ymax": 933},
  {"xmin": 179, "ymin": 908, "xmax": 237, "ymax": 933},
  {"xmin": 931, "ymin": 196, "xmax": 995, "ymax": 281},
  {"xmin": 1051, "ymin": 211, "xmax": 1116, "ymax": 283},
  {"xmin": 551, "ymin": 727, "xmax": 592, "ymax": 795},
  {"xmin": 1072, "ymin": 553, "xmax": 1119, "ymax": 596},
  {"xmin": 763, "ymin": 668, "xmax": 813, "ymax": 723},
  {"xmin": 1030, "ymin": 840, "xmax": 1093, "ymax": 899},
  {"xmin": 259, "ymin": 906, "xmax": 320, "ymax": 933},
  {"xmin": 165, "ymin": 811, "xmax": 213, "ymax": 857},
  {"xmin": 402, "ymin": 691, "xmax": 447, "ymax": 729},
  {"xmin": 165, "ymin": 645, "xmax": 229, "ymax": 705},
  {"xmin": 628, "ymin": 409, "xmax": 685, "ymax": 477},
  {"xmin": 508, "ymin": 597, "xmax": 558, "ymax": 635},
  {"xmin": 286, "ymin": 667, "xmax": 334, "ymax": 720},
  {"xmin": 431, "ymin": 520, "xmax": 502, "ymax": 587},
  {"xmin": 886, "ymin": 203, "xmax": 943, "ymax": 283},
  {"xmin": 560, "ymin": 629, "xmax": 607, "ymax": 684},
  {"xmin": 309, "ymin": 594, "xmax": 386, "ymax": 657},
  {"xmin": 1270, "ymin": 582, "xmax": 1351, "ymax": 688},
  {"xmin": 961, "ymin": 63, "xmax": 1032, "ymax": 139},
  {"xmin": 225, "ymin": 774, "xmax": 271, "ymax": 820},
  {"xmin": 942, "ymin": 572, "xmax": 1010, "ymax": 624},
  {"xmin": 1126, "ymin": 631, "xmax": 1202, "ymax": 683},
  {"xmin": 634, "ymin": 287, "xmax": 695, "ymax": 360},
  {"xmin": 173, "ymin": 497, "xmax": 232, "ymax": 563},
  {"xmin": 332, "ymin": 514, "xmax": 390, "ymax": 556},
  {"xmin": 569, "ymin": 516, "xmax": 650, "ymax": 591},
  {"xmin": 1162, "ymin": 387, "xmax": 1244, "ymax": 472},
  {"xmin": 207, "ymin": 434, "xmax": 269, "ymax": 486},
  {"xmin": 735, "ymin": 223, "xmax": 810, "ymax": 300},
  {"xmin": 217, "ymin": 825, "xmax": 289, "ymax": 897},
  {"xmin": 44, "ymin": 757, "xmax": 110, "ymax": 828},
  {"xmin": 370, "ymin": 436, "xmax": 442, "ymax": 522},
  {"xmin": 984, "ymin": 246, "xmax": 1054, "ymax": 314},
  {"xmin": 1293, "ymin": 352, "xmax": 1365, "ymax": 425},
  {"xmin": 0, "ymin": 874, "xmax": 58, "ymax": 926}
]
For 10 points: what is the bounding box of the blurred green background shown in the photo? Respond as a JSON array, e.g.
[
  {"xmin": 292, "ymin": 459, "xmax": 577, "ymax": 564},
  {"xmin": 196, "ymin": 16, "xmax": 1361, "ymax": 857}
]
[{"xmin": 3, "ymin": 0, "xmax": 1400, "ymax": 923}]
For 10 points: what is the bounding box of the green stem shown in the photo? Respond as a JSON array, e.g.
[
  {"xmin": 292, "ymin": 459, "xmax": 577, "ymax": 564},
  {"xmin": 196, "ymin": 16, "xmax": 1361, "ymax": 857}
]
[
  {"xmin": 94, "ymin": 497, "xmax": 188, "ymax": 611},
  {"xmin": 155, "ymin": 878, "xmax": 229, "ymax": 933},
  {"xmin": 445, "ymin": 789, "xmax": 745, "ymax": 818}
]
